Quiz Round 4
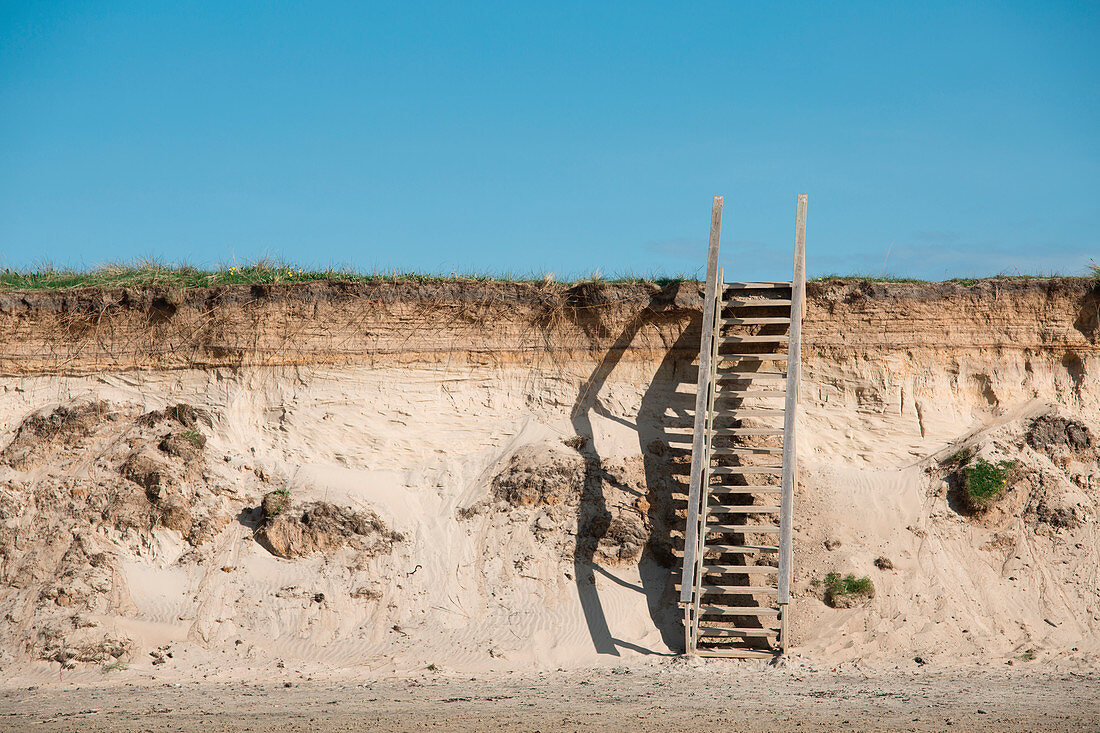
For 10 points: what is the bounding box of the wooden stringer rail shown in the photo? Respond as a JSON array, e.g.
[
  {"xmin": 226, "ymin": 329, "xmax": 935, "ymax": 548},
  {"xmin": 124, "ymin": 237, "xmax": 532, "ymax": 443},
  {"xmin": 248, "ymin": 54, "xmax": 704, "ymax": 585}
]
[{"xmin": 677, "ymin": 195, "xmax": 807, "ymax": 658}]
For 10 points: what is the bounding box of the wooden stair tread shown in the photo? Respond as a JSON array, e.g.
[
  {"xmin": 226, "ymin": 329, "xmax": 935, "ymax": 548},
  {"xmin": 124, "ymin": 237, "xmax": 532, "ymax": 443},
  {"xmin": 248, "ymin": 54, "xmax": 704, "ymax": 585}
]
[
  {"xmin": 706, "ymin": 486, "xmax": 782, "ymax": 494},
  {"xmin": 702, "ymin": 564, "xmax": 779, "ymax": 573},
  {"xmin": 675, "ymin": 584, "xmax": 778, "ymax": 593},
  {"xmin": 705, "ymin": 525, "xmax": 782, "ymax": 533},
  {"xmin": 723, "ymin": 298, "xmax": 792, "ymax": 307},
  {"xmin": 675, "ymin": 545, "xmax": 779, "ymax": 555},
  {"xmin": 719, "ymin": 335, "xmax": 790, "ymax": 344},
  {"xmin": 710, "ymin": 446, "xmax": 784, "ymax": 455},
  {"xmin": 714, "ymin": 390, "xmax": 786, "ymax": 399},
  {"xmin": 702, "ymin": 585, "xmax": 778, "ymax": 593},
  {"xmin": 718, "ymin": 353, "xmax": 789, "ymax": 362},
  {"xmin": 698, "ymin": 627, "xmax": 779, "ymax": 637},
  {"xmin": 711, "ymin": 427, "xmax": 785, "ymax": 436},
  {"xmin": 723, "ymin": 282, "xmax": 792, "ymax": 290},
  {"xmin": 716, "ymin": 372, "xmax": 788, "ymax": 381},
  {"xmin": 721, "ymin": 317, "xmax": 790, "ymax": 325},
  {"xmin": 711, "ymin": 465, "xmax": 783, "ymax": 474},
  {"xmin": 698, "ymin": 605, "xmax": 780, "ymax": 615},
  {"xmin": 711, "ymin": 408, "xmax": 786, "ymax": 417},
  {"xmin": 694, "ymin": 648, "xmax": 779, "ymax": 659}
]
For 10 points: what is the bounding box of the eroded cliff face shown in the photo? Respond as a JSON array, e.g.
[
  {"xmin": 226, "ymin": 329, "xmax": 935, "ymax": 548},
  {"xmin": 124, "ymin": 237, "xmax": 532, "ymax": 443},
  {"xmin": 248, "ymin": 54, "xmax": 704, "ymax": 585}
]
[
  {"xmin": 0, "ymin": 277, "xmax": 1095, "ymax": 374},
  {"xmin": 0, "ymin": 278, "xmax": 1096, "ymax": 678}
]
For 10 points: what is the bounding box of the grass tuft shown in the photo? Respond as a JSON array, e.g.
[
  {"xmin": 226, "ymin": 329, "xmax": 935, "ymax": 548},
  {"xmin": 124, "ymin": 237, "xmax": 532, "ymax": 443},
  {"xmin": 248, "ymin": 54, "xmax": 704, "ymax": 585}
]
[
  {"xmin": 813, "ymin": 273, "xmax": 928, "ymax": 283},
  {"xmin": 180, "ymin": 429, "xmax": 205, "ymax": 448},
  {"xmin": 823, "ymin": 572, "xmax": 875, "ymax": 608},
  {"xmin": 961, "ymin": 457, "xmax": 1017, "ymax": 512},
  {"xmin": 813, "ymin": 271, "xmax": 1093, "ymax": 285},
  {"xmin": 0, "ymin": 260, "xmax": 691, "ymax": 292}
]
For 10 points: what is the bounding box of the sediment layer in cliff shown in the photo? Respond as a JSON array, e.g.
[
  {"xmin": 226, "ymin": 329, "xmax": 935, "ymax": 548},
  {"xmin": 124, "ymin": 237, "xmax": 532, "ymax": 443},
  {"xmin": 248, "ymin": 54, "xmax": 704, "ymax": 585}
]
[{"xmin": 0, "ymin": 278, "xmax": 1095, "ymax": 375}]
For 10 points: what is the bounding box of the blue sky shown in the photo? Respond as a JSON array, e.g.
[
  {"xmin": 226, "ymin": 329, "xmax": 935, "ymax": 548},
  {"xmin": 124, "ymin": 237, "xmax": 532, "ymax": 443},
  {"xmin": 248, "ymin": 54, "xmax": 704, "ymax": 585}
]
[{"xmin": 1, "ymin": 1, "xmax": 1097, "ymax": 280}]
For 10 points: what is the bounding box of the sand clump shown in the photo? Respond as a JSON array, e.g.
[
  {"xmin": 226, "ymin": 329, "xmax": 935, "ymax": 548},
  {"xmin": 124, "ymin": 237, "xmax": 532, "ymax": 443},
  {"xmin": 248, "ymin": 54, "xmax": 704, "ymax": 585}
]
[
  {"xmin": 1026, "ymin": 415, "xmax": 1092, "ymax": 455},
  {"xmin": 0, "ymin": 401, "xmax": 114, "ymax": 470},
  {"xmin": 930, "ymin": 415, "xmax": 1095, "ymax": 531},
  {"xmin": 256, "ymin": 491, "xmax": 403, "ymax": 559},
  {"xmin": 0, "ymin": 393, "xmax": 405, "ymax": 672},
  {"xmin": 492, "ymin": 441, "xmax": 586, "ymax": 507},
  {"xmin": 0, "ymin": 400, "xmax": 242, "ymax": 666}
]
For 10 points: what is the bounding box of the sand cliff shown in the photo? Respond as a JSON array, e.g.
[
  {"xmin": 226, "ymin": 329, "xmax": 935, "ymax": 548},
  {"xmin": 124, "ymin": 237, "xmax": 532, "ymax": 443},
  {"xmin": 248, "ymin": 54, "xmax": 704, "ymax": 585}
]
[{"xmin": 0, "ymin": 278, "xmax": 1097, "ymax": 682}]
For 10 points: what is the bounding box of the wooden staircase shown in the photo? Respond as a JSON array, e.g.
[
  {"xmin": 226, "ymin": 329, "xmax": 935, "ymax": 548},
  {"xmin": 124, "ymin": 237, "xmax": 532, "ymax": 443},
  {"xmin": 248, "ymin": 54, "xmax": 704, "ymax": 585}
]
[{"xmin": 678, "ymin": 195, "xmax": 807, "ymax": 658}]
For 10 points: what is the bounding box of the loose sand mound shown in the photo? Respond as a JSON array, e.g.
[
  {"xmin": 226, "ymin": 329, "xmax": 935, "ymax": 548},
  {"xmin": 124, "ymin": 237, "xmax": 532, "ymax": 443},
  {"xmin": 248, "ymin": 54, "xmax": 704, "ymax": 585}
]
[{"xmin": 0, "ymin": 278, "xmax": 1095, "ymax": 682}]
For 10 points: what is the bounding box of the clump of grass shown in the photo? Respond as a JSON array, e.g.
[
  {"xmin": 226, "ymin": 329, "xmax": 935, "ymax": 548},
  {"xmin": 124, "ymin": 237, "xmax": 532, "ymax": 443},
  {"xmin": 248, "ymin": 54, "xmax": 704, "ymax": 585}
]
[
  {"xmin": 101, "ymin": 660, "xmax": 128, "ymax": 673},
  {"xmin": 0, "ymin": 260, "xmax": 693, "ymax": 292},
  {"xmin": 823, "ymin": 572, "xmax": 875, "ymax": 608},
  {"xmin": 960, "ymin": 457, "xmax": 1017, "ymax": 512},
  {"xmin": 562, "ymin": 435, "xmax": 587, "ymax": 451},
  {"xmin": 261, "ymin": 487, "xmax": 291, "ymax": 519},
  {"xmin": 180, "ymin": 429, "xmax": 205, "ymax": 448},
  {"xmin": 814, "ymin": 272, "xmax": 1090, "ymax": 285},
  {"xmin": 946, "ymin": 444, "xmax": 972, "ymax": 462},
  {"xmin": 814, "ymin": 273, "xmax": 928, "ymax": 284}
]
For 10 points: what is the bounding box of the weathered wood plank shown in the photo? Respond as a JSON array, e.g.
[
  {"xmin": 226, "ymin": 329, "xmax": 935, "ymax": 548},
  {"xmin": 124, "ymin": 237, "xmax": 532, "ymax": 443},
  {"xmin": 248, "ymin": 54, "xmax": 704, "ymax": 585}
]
[
  {"xmin": 722, "ymin": 281, "xmax": 791, "ymax": 289},
  {"xmin": 680, "ymin": 196, "xmax": 723, "ymax": 608},
  {"xmin": 723, "ymin": 298, "xmax": 792, "ymax": 307},
  {"xmin": 778, "ymin": 194, "xmax": 806, "ymax": 612}
]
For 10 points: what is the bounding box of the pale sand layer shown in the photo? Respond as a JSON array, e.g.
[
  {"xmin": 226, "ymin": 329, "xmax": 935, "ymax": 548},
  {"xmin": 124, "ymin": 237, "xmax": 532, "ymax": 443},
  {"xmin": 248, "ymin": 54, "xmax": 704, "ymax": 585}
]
[{"xmin": 0, "ymin": 333, "xmax": 1096, "ymax": 684}]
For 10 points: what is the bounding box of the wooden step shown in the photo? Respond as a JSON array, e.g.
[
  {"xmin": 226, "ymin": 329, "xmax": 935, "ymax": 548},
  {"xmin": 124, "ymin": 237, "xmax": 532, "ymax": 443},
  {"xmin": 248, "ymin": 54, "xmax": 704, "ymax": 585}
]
[
  {"xmin": 714, "ymin": 390, "xmax": 786, "ymax": 399},
  {"xmin": 698, "ymin": 605, "xmax": 780, "ymax": 615},
  {"xmin": 673, "ymin": 524, "xmax": 783, "ymax": 536},
  {"xmin": 718, "ymin": 353, "xmax": 788, "ymax": 362},
  {"xmin": 706, "ymin": 505, "xmax": 781, "ymax": 514},
  {"xmin": 705, "ymin": 525, "xmax": 782, "ymax": 534},
  {"xmin": 718, "ymin": 334, "xmax": 790, "ymax": 344},
  {"xmin": 674, "ymin": 489, "xmax": 780, "ymax": 504},
  {"xmin": 702, "ymin": 565, "xmax": 779, "ymax": 573},
  {"xmin": 675, "ymin": 584, "xmax": 778, "ymax": 594},
  {"xmin": 701, "ymin": 585, "xmax": 777, "ymax": 594},
  {"xmin": 710, "ymin": 465, "xmax": 783, "ymax": 475},
  {"xmin": 711, "ymin": 427, "xmax": 784, "ymax": 436},
  {"xmin": 698, "ymin": 627, "xmax": 779, "ymax": 638},
  {"xmin": 723, "ymin": 298, "xmax": 792, "ymax": 307},
  {"xmin": 674, "ymin": 545, "xmax": 779, "ymax": 556},
  {"xmin": 716, "ymin": 372, "xmax": 787, "ymax": 382},
  {"xmin": 711, "ymin": 446, "xmax": 784, "ymax": 455},
  {"xmin": 723, "ymin": 282, "xmax": 791, "ymax": 290},
  {"xmin": 721, "ymin": 317, "xmax": 790, "ymax": 326},
  {"xmin": 706, "ymin": 486, "xmax": 782, "ymax": 495},
  {"xmin": 711, "ymin": 408, "xmax": 785, "ymax": 417},
  {"xmin": 694, "ymin": 648, "xmax": 779, "ymax": 659},
  {"xmin": 668, "ymin": 408, "xmax": 785, "ymax": 422},
  {"xmin": 666, "ymin": 425, "xmax": 784, "ymax": 437},
  {"xmin": 668, "ymin": 422, "xmax": 786, "ymax": 432}
]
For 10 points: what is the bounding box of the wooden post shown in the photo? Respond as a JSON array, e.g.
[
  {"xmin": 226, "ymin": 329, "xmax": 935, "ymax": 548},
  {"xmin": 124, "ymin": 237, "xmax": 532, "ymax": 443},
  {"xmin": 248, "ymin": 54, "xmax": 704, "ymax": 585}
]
[
  {"xmin": 679, "ymin": 197, "xmax": 723, "ymax": 609},
  {"xmin": 689, "ymin": 266, "xmax": 723, "ymax": 652},
  {"xmin": 777, "ymin": 195, "xmax": 806, "ymax": 610}
]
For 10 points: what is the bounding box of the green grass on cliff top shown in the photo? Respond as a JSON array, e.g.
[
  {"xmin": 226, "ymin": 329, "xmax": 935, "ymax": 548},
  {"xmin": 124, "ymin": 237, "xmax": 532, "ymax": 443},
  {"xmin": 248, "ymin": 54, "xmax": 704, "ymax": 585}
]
[
  {"xmin": 0, "ymin": 260, "xmax": 1096, "ymax": 292},
  {"xmin": 0, "ymin": 261, "xmax": 688, "ymax": 291}
]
